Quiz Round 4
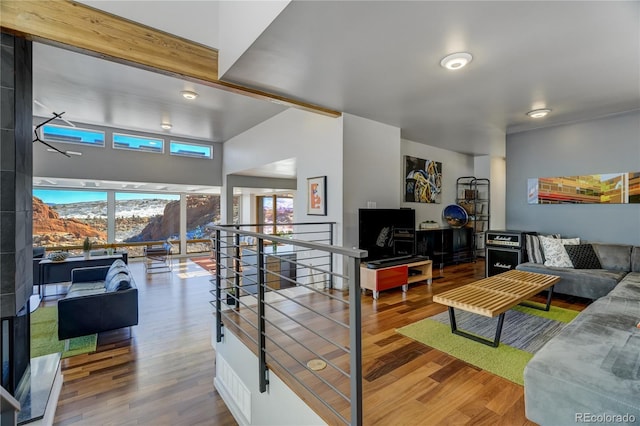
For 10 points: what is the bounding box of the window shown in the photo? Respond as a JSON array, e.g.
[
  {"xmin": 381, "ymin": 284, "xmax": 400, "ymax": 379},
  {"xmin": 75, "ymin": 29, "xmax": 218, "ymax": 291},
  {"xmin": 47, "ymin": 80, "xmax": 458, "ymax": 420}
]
[
  {"xmin": 115, "ymin": 193, "xmax": 179, "ymax": 256},
  {"xmin": 113, "ymin": 133, "xmax": 164, "ymax": 153},
  {"xmin": 32, "ymin": 189, "xmax": 107, "ymax": 249},
  {"xmin": 186, "ymin": 194, "xmax": 220, "ymax": 253},
  {"xmin": 170, "ymin": 141, "xmax": 212, "ymax": 159},
  {"xmin": 41, "ymin": 124, "xmax": 105, "ymax": 147},
  {"xmin": 256, "ymin": 194, "xmax": 294, "ymax": 234}
]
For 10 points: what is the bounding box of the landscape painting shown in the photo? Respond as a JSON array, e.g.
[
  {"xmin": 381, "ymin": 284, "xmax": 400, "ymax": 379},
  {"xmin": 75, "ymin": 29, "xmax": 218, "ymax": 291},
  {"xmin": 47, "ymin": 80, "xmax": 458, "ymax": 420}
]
[
  {"xmin": 404, "ymin": 156, "xmax": 442, "ymax": 203},
  {"xmin": 528, "ymin": 172, "xmax": 640, "ymax": 204}
]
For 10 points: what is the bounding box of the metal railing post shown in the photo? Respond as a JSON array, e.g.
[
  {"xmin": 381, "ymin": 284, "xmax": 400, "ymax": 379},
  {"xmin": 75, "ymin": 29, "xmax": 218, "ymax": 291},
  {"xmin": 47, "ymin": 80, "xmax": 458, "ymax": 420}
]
[
  {"xmin": 234, "ymin": 230, "xmax": 241, "ymax": 309},
  {"xmin": 349, "ymin": 257, "xmax": 363, "ymax": 426},
  {"xmin": 214, "ymin": 230, "xmax": 223, "ymax": 343},
  {"xmin": 329, "ymin": 223, "xmax": 335, "ymax": 289},
  {"xmin": 257, "ymin": 238, "xmax": 268, "ymax": 392}
]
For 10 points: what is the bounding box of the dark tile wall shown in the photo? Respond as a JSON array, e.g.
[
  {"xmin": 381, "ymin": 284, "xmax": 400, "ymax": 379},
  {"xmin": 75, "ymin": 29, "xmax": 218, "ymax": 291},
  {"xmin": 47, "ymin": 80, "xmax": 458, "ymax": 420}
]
[
  {"xmin": 0, "ymin": 32, "xmax": 33, "ymax": 317},
  {"xmin": 0, "ymin": 31, "xmax": 33, "ymax": 393}
]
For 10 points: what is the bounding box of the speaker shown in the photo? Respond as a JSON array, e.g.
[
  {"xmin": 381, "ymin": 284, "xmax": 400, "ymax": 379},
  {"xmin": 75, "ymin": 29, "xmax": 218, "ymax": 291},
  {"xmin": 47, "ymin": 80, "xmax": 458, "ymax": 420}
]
[{"xmin": 486, "ymin": 246, "xmax": 523, "ymax": 277}]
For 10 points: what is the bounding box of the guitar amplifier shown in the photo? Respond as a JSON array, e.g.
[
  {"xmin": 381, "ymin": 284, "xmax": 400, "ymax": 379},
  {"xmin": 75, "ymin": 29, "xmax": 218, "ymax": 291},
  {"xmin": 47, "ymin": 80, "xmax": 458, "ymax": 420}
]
[{"xmin": 485, "ymin": 230, "xmax": 534, "ymax": 277}]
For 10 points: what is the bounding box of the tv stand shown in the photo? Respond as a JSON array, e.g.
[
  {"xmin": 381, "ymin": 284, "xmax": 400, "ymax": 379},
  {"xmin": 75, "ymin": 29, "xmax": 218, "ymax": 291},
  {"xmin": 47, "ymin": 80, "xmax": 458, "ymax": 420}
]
[{"xmin": 360, "ymin": 258, "xmax": 432, "ymax": 299}]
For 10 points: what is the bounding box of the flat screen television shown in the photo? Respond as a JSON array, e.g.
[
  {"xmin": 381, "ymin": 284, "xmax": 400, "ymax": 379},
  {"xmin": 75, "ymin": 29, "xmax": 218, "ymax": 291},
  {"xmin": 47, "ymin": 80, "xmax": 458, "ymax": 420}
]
[{"xmin": 358, "ymin": 208, "xmax": 416, "ymax": 261}]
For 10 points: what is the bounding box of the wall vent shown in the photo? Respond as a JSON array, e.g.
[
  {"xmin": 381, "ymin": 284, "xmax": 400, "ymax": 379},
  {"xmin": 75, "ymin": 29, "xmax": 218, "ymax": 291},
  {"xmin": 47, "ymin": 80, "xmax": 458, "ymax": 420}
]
[{"xmin": 217, "ymin": 354, "xmax": 251, "ymax": 422}]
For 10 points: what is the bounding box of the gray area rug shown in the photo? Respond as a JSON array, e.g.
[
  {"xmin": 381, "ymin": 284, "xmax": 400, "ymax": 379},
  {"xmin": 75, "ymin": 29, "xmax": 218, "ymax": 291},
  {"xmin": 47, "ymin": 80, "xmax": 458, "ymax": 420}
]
[{"xmin": 430, "ymin": 309, "xmax": 567, "ymax": 353}]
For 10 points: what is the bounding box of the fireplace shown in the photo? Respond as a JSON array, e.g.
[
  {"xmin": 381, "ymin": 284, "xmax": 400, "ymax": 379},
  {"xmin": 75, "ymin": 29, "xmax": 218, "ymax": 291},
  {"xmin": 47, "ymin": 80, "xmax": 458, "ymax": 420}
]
[{"xmin": 1, "ymin": 304, "xmax": 30, "ymax": 393}]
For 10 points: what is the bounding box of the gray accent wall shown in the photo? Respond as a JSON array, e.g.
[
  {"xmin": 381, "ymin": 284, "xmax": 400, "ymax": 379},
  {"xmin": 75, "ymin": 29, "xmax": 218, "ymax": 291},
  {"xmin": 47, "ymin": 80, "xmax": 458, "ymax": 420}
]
[
  {"xmin": 33, "ymin": 119, "xmax": 223, "ymax": 187},
  {"xmin": 506, "ymin": 111, "xmax": 640, "ymax": 244}
]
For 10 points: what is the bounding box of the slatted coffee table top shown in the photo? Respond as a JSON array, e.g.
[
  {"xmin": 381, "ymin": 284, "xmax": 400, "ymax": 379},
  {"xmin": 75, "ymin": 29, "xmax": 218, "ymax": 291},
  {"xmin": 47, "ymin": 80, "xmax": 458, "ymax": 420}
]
[{"xmin": 432, "ymin": 270, "xmax": 560, "ymax": 317}]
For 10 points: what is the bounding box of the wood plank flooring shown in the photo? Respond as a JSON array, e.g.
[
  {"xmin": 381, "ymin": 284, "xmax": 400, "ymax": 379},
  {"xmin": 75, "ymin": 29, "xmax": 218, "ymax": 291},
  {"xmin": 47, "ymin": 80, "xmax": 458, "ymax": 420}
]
[
  {"xmin": 45, "ymin": 258, "xmax": 590, "ymax": 425},
  {"xmin": 47, "ymin": 258, "xmax": 236, "ymax": 425}
]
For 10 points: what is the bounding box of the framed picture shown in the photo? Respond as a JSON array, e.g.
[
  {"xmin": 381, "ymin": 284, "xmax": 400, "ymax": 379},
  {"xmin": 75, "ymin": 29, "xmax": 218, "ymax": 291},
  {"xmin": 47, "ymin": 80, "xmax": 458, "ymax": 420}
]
[
  {"xmin": 307, "ymin": 176, "xmax": 327, "ymax": 215},
  {"xmin": 404, "ymin": 155, "xmax": 443, "ymax": 203}
]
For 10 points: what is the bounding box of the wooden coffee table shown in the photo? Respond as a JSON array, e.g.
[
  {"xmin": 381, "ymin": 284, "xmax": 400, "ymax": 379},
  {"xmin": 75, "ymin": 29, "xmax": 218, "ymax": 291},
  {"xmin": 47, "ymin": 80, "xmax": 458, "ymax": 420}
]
[{"xmin": 432, "ymin": 270, "xmax": 560, "ymax": 347}]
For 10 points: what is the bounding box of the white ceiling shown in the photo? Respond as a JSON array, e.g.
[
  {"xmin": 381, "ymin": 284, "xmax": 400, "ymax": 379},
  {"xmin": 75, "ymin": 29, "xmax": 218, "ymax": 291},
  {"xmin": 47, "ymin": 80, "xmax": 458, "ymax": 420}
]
[{"xmin": 32, "ymin": 1, "xmax": 640, "ymax": 190}]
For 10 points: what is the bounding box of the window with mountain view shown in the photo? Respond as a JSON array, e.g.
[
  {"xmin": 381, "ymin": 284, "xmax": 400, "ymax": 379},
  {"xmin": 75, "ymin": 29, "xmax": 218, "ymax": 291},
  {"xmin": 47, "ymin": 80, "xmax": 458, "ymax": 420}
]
[
  {"xmin": 186, "ymin": 194, "xmax": 219, "ymax": 253},
  {"xmin": 257, "ymin": 194, "xmax": 294, "ymax": 235},
  {"xmin": 115, "ymin": 193, "xmax": 179, "ymax": 256},
  {"xmin": 33, "ymin": 189, "xmax": 107, "ymax": 249}
]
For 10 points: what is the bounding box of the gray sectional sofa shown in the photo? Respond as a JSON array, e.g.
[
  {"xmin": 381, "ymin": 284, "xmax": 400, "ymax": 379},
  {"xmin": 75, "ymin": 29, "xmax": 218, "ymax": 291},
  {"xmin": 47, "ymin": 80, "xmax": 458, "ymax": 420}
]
[{"xmin": 517, "ymin": 243, "xmax": 640, "ymax": 424}]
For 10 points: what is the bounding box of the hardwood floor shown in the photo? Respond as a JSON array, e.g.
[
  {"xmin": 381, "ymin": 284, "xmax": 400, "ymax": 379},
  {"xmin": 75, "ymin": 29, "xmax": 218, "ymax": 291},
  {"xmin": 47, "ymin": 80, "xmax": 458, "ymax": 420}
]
[
  {"xmin": 48, "ymin": 258, "xmax": 236, "ymax": 425},
  {"xmin": 45, "ymin": 258, "xmax": 590, "ymax": 425}
]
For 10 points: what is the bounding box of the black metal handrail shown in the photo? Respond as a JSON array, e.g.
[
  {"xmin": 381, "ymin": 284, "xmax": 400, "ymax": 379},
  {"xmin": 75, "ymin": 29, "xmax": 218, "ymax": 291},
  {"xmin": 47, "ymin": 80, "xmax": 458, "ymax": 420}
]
[{"xmin": 209, "ymin": 223, "xmax": 366, "ymax": 425}]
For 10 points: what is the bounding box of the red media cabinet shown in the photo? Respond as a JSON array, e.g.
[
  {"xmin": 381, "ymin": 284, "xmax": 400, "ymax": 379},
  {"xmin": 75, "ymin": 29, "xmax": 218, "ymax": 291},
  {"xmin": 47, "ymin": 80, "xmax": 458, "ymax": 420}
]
[{"xmin": 360, "ymin": 259, "xmax": 432, "ymax": 299}]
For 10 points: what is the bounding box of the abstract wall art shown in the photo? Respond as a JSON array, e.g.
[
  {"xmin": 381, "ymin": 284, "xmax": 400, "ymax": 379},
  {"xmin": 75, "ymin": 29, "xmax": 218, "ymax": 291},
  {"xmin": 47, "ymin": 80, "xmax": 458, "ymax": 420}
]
[
  {"xmin": 528, "ymin": 172, "xmax": 640, "ymax": 204},
  {"xmin": 404, "ymin": 156, "xmax": 442, "ymax": 203}
]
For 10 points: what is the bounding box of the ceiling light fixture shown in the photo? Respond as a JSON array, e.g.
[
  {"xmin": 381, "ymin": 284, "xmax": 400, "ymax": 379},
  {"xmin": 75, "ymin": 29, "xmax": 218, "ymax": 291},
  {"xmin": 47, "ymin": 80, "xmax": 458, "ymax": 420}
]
[
  {"xmin": 180, "ymin": 90, "xmax": 199, "ymax": 100},
  {"xmin": 440, "ymin": 52, "xmax": 473, "ymax": 70},
  {"xmin": 527, "ymin": 108, "xmax": 552, "ymax": 119},
  {"xmin": 161, "ymin": 122, "xmax": 172, "ymax": 130}
]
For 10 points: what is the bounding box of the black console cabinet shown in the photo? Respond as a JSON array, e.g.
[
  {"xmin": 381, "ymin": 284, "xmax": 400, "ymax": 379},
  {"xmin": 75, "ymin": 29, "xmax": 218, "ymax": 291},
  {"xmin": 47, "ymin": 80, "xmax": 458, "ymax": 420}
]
[{"xmin": 416, "ymin": 227, "xmax": 473, "ymax": 268}]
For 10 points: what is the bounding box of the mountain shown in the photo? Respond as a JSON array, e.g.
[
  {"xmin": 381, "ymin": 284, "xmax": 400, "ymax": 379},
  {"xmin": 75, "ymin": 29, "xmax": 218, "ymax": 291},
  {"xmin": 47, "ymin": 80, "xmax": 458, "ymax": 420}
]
[
  {"xmin": 33, "ymin": 196, "xmax": 107, "ymax": 245},
  {"xmin": 126, "ymin": 195, "xmax": 219, "ymax": 242}
]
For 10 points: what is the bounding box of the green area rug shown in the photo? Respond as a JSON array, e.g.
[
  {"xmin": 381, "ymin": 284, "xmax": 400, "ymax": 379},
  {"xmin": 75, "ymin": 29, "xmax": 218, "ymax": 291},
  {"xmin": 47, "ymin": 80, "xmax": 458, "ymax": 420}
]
[
  {"xmin": 31, "ymin": 306, "xmax": 97, "ymax": 358},
  {"xmin": 396, "ymin": 303, "xmax": 580, "ymax": 385}
]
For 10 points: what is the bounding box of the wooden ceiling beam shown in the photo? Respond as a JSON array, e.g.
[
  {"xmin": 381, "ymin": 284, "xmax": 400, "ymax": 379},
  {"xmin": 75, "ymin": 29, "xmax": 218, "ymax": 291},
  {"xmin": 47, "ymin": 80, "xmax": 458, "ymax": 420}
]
[{"xmin": 0, "ymin": 0, "xmax": 341, "ymax": 118}]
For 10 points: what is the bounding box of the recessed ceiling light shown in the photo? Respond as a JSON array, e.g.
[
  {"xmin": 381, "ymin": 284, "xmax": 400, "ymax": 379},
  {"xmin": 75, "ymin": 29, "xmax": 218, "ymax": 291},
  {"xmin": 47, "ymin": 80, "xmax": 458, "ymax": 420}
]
[
  {"xmin": 180, "ymin": 90, "xmax": 199, "ymax": 100},
  {"xmin": 527, "ymin": 108, "xmax": 552, "ymax": 119},
  {"xmin": 440, "ymin": 52, "xmax": 473, "ymax": 70},
  {"xmin": 161, "ymin": 122, "xmax": 172, "ymax": 130}
]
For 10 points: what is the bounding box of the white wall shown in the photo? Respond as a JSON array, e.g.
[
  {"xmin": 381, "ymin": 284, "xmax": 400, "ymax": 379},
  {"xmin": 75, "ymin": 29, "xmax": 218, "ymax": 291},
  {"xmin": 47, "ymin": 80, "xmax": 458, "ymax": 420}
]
[
  {"xmin": 218, "ymin": 1, "xmax": 290, "ymax": 77},
  {"xmin": 342, "ymin": 114, "xmax": 402, "ymax": 250},
  {"xmin": 215, "ymin": 330, "xmax": 326, "ymax": 426},
  {"xmin": 506, "ymin": 111, "xmax": 640, "ymax": 243},
  {"xmin": 224, "ymin": 108, "xmax": 343, "ymax": 240},
  {"xmin": 401, "ymin": 139, "xmax": 474, "ymax": 226}
]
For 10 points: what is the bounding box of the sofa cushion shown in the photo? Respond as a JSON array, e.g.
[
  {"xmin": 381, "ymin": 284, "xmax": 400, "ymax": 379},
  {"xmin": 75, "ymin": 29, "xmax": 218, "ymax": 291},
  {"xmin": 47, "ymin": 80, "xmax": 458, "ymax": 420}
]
[
  {"xmin": 565, "ymin": 244, "xmax": 602, "ymax": 269},
  {"xmin": 608, "ymin": 272, "xmax": 640, "ymax": 300},
  {"xmin": 592, "ymin": 243, "xmax": 632, "ymax": 272},
  {"xmin": 65, "ymin": 286, "xmax": 107, "ymax": 299},
  {"xmin": 516, "ymin": 262, "xmax": 626, "ymax": 299},
  {"xmin": 632, "ymin": 246, "xmax": 640, "ymax": 273},
  {"xmin": 105, "ymin": 259, "xmax": 129, "ymax": 284},
  {"xmin": 540, "ymin": 236, "xmax": 580, "ymax": 267},
  {"xmin": 105, "ymin": 271, "xmax": 131, "ymax": 292},
  {"xmin": 524, "ymin": 297, "xmax": 640, "ymax": 425}
]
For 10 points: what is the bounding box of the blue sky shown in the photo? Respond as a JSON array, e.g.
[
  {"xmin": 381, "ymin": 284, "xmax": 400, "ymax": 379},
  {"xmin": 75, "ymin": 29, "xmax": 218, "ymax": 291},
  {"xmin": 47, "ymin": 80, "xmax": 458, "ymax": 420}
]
[{"xmin": 34, "ymin": 189, "xmax": 178, "ymax": 204}]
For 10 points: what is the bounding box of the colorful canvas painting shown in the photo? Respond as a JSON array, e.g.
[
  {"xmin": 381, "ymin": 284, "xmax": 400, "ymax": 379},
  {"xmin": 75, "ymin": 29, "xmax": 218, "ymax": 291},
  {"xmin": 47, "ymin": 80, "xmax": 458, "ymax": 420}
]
[
  {"xmin": 404, "ymin": 156, "xmax": 442, "ymax": 203},
  {"xmin": 528, "ymin": 172, "xmax": 640, "ymax": 204}
]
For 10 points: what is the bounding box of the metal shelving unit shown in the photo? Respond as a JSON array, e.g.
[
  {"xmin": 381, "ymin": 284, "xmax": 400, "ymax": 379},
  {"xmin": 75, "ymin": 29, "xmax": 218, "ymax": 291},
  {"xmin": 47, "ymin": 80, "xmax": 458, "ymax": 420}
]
[{"xmin": 456, "ymin": 176, "xmax": 491, "ymax": 261}]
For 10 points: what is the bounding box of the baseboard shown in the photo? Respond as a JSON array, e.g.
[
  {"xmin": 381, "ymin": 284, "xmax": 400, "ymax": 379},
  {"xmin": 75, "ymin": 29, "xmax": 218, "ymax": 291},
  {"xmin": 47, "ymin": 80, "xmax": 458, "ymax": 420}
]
[{"xmin": 214, "ymin": 376, "xmax": 250, "ymax": 426}]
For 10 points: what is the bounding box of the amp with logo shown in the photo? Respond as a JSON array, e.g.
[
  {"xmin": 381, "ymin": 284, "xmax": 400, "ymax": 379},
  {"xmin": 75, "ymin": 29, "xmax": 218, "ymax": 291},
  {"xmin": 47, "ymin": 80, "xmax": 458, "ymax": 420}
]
[{"xmin": 485, "ymin": 230, "xmax": 536, "ymax": 277}]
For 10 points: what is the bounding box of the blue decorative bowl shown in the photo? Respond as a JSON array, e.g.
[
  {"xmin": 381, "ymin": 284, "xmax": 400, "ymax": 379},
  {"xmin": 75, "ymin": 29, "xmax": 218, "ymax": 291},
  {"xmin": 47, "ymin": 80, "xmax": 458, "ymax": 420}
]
[{"xmin": 442, "ymin": 204, "xmax": 468, "ymax": 228}]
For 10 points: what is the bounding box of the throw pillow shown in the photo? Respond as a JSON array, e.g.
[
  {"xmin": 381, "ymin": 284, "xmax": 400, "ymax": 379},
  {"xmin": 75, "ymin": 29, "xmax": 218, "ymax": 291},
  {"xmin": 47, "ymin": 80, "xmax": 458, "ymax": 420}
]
[
  {"xmin": 564, "ymin": 244, "xmax": 602, "ymax": 269},
  {"xmin": 105, "ymin": 271, "xmax": 131, "ymax": 291},
  {"xmin": 540, "ymin": 236, "xmax": 580, "ymax": 267},
  {"xmin": 526, "ymin": 233, "xmax": 561, "ymax": 263}
]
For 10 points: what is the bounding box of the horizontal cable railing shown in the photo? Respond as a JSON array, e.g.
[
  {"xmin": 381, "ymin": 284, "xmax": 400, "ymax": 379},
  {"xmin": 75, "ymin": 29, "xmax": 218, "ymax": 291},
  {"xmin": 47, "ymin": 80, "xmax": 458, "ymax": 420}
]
[{"xmin": 209, "ymin": 223, "xmax": 366, "ymax": 426}]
